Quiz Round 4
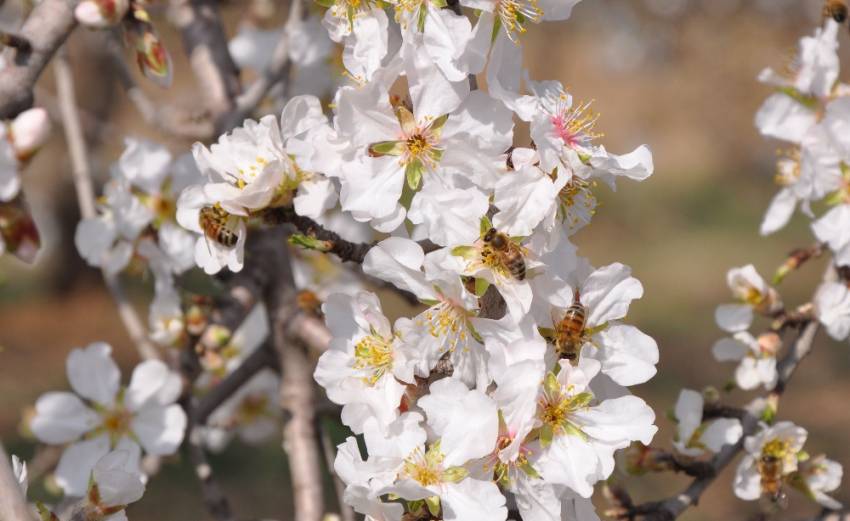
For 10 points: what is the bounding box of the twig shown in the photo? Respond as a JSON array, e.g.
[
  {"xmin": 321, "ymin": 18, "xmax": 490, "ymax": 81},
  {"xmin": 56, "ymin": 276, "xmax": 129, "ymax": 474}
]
[
  {"xmin": 192, "ymin": 343, "xmax": 277, "ymax": 425},
  {"xmin": 168, "ymin": 0, "xmax": 241, "ymax": 123},
  {"xmin": 809, "ymin": 509, "xmax": 850, "ymax": 521},
  {"xmin": 0, "ymin": 442, "xmax": 34, "ymax": 521},
  {"xmin": 623, "ymin": 262, "xmax": 838, "ymax": 521},
  {"xmin": 0, "ymin": 0, "xmax": 76, "ymax": 119},
  {"xmin": 102, "ymin": 32, "xmax": 214, "ymax": 140},
  {"xmin": 219, "ymin": 0, "xmax": 303, "ymax": 132},
  {"xmin": 317, "ymin": 416, "xmax": 356, "ymax": 521},
  {"xmin": 0, "ymin": 31, "xmax": 32, "ymax": 53},
  {"xmin": 54, "ymin": 46, "xmax": 161, "ymax": 362},
  {"xmin": 268, "ymin": 207, "xmax": 375, "ymax": 264},
  {"xmin": 186, "ymin": 421, "xmax": 236, "ymax": 521}
]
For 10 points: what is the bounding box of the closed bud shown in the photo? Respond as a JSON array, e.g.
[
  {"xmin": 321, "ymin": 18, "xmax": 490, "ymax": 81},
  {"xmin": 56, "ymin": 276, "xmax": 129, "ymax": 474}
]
[
  {"xmin": 9, "ymin": 108, "xmax": 51, "ymax": 161},
  {"xmin": 130, "ymin": 25, "xmax": 173, "ymax": 88}
]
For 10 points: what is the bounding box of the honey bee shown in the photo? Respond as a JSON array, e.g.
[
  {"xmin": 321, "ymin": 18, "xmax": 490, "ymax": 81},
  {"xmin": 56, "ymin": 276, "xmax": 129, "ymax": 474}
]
[
  {"xmin": 198, "ymin": 206, "xmax": 238, "ymax": 248},
  {"xmin": 757, "ymin": 453, "xmax": 788, "ymax": 507},
  {"xmin": 552, "ymin": 291, "xmax": 587, "ymax": 361},
  {"xmin": 296, "ymin": 290, "xmax": 324, "ymax": 318},
  {"xmin": 824, "ymin": 0, "xmax": 848, "ymax": 22},
  {"xmin": 483, "ymin": 227, "xmax": 526, "ymax": 280}
]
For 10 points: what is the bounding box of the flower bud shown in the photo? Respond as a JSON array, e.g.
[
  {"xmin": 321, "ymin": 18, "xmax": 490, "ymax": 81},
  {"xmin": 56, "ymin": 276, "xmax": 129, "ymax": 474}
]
[
  {"xmin": 129, "ymin": 24, "xmax": 173, "ymax": 88},
  {"xmin": 9, "ymin": 108, "xmax": 51, "ymax": 161}
]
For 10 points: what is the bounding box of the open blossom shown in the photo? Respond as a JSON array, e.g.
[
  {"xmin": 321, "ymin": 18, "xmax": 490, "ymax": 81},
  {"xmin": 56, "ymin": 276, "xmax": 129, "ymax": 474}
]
[
  {"xmin": 671, "ymin": 389, "xmax": 742, "ymax": 458},
  {"xmin": 534, "ymin": 358, "xmax": 657, "ymax": 498},
  {"xmin": 314, "ymin": 291, "xmax": 418, "ymax": 434},
  {"xmin": 734, "ymin": 421, "xmax": 808, "ymax": 502},
  {"xmin": 201, "ymin": 370, "xmax": 280, "ymax": 452},
  {"xmin": 83, "ymin": 450, "xmax": 146, "ymax": 521},
  {"xmin": 30, "ymin": 343, "xmax": 185, "ymax": 496},
  {"xmin": 712, "ymin": 331, "xmax": 781, "ymax": 390},
  {"xmin": 75, "ymin": 138, "xmax": 200, "ymax": 280},
  {"xmin": 796, "ymin": 454, "xmax": 844, "ymax": 509},
  {"xmin": 714, "ymin": 264, "xmax": 782, "ymax": 333},
  {"xmin": 812, "ymin": 204, "xmax": 850, "ymax": 267}
]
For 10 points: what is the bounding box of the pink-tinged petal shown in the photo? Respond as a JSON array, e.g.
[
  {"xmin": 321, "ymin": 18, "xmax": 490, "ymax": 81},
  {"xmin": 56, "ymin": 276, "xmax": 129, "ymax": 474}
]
[
  {"xmin": 31, "ymin": 392, "xmax": 100, "ymax": 444},
  {"xmin": 54, "ymin": 435, "xmax": 111, "ymax": 497}
]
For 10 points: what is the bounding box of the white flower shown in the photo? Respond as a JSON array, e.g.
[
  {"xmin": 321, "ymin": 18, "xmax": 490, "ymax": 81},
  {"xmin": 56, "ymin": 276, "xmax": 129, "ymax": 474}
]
[
  {"xmin": 331, "ymin": 45, "xmax": 511, "ymax": 240},
  {"xmin": 734, "ymin": 421, "xmax": 808, "ymax": 502},
  {"xmin": 535, "ymin": 358, "xmax": 656, "ymax": 498},
  {"xmin": 30, "ymin": 343, "xmax": 186, "ymax": 496},
  {"xmin": 313, "ymin": 291, "xmax": 417, "ymax": 434},
  {"xmin": 797, "ymin": 455, "xmax": 843, "ymax": 509},
  {"xmin": 148, "ymin": 284, "xmax": 185, "ymax": 348},
  {"xmin": 530, "ymin": 261, "xmax": 658, "ymax": 387},
  {"xmin": 363, "ymin": 237, "xmax": 492, "ymax": 388},
  {"xmin": 671, "ymin": 389, "xmax": 742, "ymax": 458},
  {"xmin": 714, "ymin": 264, "xmax": 781, "ymax": 333},
  {"xmin": 712, "ymin": 331, "xmax": 780, "ymax": 391},
  {"xmin": 321, "ymin": 3, "xmax": 389, "ymax": 83},
  {"xmin": 814, "ymin": 281, "xmax": 850, "ymax": 341},
  {"xmin": 461, "ymin": 0, "xmax": 582, "ymax": 45}
]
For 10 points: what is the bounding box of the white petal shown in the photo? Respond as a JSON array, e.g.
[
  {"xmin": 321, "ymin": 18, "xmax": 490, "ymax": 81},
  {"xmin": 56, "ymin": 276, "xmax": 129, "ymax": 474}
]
[
  {"xmin": 592, "ymin": 324, "xmax": 658, "ymax": 386},
  {"xmin": 572, "ymin": 395, "xmax": 657, "ymax": 446},
  {"xmin": 441, "ymin": 478, "xmax": 507, "ymax": 521},
  {"xmin": 363, "ymin": 237, "xmax": 434, "ymax": 299},
  {"xmin": 701, "ymin": 419, "xmax": 743, "ymax": 453},
  {"xmin": 760, "ymin": 189, "xmax": 797, "ymax": 236},
  {"xmin": 711, "ymin": 337, "xmax": 748, "ymax": 361},
  {"xmin": 580, "ymin": 263, "xmax": 643, "ymax": 326},
  {"xmin": 125, "ymin": 360, "xmax": 182, "ymax": 411},
  {"xmin": 54, "ymin": 435, "xmax": 111, "ymax": 497},
  {"xmin": 733, "ymin": 456, "xmax": 761, "ymax": 501},
  {"xmin": 673, "ymin": 389, "xmax": 703, "ymax": 445},
  {"xmin": 92, "ymin": 448, "xmax": 145, "ymax": 506},
  {"xmin": 31, "ymin": 392, "xmax": 99, "ymax": 444},
  {"xmin": 131, "ymin": 404, "xmax": 187, "ymax": 455},
  {"xmin": 714, "ymin": 304, "xmax": 753, "ymax": 333}
]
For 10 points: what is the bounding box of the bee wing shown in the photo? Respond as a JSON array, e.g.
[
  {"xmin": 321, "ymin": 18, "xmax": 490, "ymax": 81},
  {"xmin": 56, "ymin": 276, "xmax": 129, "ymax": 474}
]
[{"xmin": 550, "ymin": 307, "xmax": 565, "ymax": 328}]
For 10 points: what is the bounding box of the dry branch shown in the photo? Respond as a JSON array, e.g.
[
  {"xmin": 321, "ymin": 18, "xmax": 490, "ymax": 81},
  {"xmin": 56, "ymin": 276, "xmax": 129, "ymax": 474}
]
[
  {"xmin": 55, "ymin": 46, "xmax": 160, "ymax": 362},
  {"xmin": 0, "ymin": 0, "xmax": 77, "ymax": 118}
]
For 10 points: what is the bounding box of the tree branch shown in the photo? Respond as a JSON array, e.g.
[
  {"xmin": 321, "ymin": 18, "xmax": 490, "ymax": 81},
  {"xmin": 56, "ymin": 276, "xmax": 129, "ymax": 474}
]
[
  {"xmin": 168, "ymin": 0, "xmax": 241, "ymax": 124},
  {"xmin": 55, "ymin": 46, "xmax": 160, "ymax": 362},
  {"xmin": 0, "ymin": 0, "xmax": 76, "ymax": 119},
  {"xmin": 622, "ymin": 262, "xmax": 837, "ymax": 521},
  {"xmin": 268, "ymin": 207, "xmax": 375, "ymax": 264},
  {"xmin": 317, "ymin": 416, "xmax": 356, "ymax": 521},
  {"xmin": 219, "ymin": 0, "xmax": 303, "ymax": 132},
  {"xmin": 0, "ymin": 442, "xmax": 34, "ymax": 521}
]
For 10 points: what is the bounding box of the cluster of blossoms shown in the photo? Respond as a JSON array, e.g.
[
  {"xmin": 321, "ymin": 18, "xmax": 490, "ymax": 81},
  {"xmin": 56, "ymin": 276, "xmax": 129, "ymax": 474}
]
[{"xmin": 707, "ymin": 16, "xmax": 849, "ymax": 510}]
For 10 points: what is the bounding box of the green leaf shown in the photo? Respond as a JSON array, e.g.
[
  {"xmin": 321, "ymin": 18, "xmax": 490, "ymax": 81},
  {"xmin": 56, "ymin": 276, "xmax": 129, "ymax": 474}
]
[
  {"xmin": 368, "ymin": 140, "xmax": 405, "ymax": 157},
  {"xmin": 406, "ymin": 159, "xmax": 425, "ymax": 190},
  {"xmin": 474, "ymin": 277, "xmax": 490, "ymax": 297},
  {"xmin": 479, "ymin": 216, "xmax": 493, "ymax": 236},
  {"xmin": 450, "ymin": 245, "xmax": 477, "ymax": 259}
]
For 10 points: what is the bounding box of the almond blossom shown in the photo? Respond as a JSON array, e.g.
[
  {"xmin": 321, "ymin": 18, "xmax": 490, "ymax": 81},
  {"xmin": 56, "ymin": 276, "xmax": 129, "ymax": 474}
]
[
  {"xmin": 671, "ymin": 389, "xmax": 742, "ymax": 458},
  {"xmin": 29, "ymin": 343, "xmax": 186, "ymax": 496}
]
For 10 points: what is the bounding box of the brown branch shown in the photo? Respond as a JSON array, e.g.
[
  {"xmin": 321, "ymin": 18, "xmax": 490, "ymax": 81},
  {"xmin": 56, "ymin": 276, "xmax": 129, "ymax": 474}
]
[
  {"xmin": 0, "ymin": 0, "xmax": 76, "ymax": 119},
  {"xmin": 219, "ymin": 0, "xmax": 303, "ymax": 132},
  {"xmin": 0, "ymin": 442, "xmax": 34, "ymax": 521},
  {"xmin": 622, "ymin": 263, "xmax": 838, "ymax": 521},
  {"xmin": 185, "ymin": 412, "xmax": 236, "ymax": 521},
  {"xmin": 168, "ymin": 0, "xmax": 241, "ymax": 125},
  {"xmin": 55, "ymin": 45, "xmax": 160, "ymax": 362},
  {"xmin": 317, "ymin": 416, "xmax": 356, "ymax": 521},
  {"xmin": 267, "ymin": 207, "xmax": 375, "ymax": 264},
  {"xmin": 192, "ymin": 343, "xmax": 277, "ymax": 425},
  {"xmin": 0, "ymin": 31, "xmax": 32, "ymax": 53}
]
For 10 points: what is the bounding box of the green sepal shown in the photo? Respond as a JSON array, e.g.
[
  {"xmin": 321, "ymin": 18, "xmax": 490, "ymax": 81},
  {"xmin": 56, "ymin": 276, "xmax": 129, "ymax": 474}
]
[
  {"xmin": 824, "ymin": 189, "xmax": 848, "ymax": 206},
  {"xmin": 468, "ymin": 322, "xmax": 484, "ymax": 343},
  {"xmin": 288, "ymin": 233, "xmax": 333, "ymax": 252},
  {"xmin": 420, "ymin": 298, "xmax": 441, "ymax": 307},
  {"xmin": 406, "ymin": 159, "xmax": 425, "ymax": 190},
  {"xmin": 665, "ymin": 407, "xmax": 678, "ymax": 424},
  {"xmin": 519, "ymin": 460, "xmax": 541, "ymax": 479},
  {"xmin": 480, "ymin": 215, "xmax": 493, "ymax": 236},
  {"xmin": 314, "ymin": 0, "xmax": 335, "ymax": 7},
  {"xmin": 539, "ymin": 424, "xmax": 553, "ymax": 448},
  {"xmin": 797, "ymin": 450, "xmax": 810, "ymax": 462},
  {"xmin": 570, "ymin": 391, "xmax": 594, "ymax": 410},
  {"xmin": 563, "ymin": 421, "xmax": 588, "ymax": 441},
  {"xmin": 425, "ymin": 495, "xmax": 442, "ymax": 517},
  {"xmin": 777, "ymin": 86, "xmax": 819, "ymax": 111},
  {"xmin": 450, "ymin": 245, "xmax": 477, "ymax": 259},
  {"xmin": 543, "ymin": 372, "xmax": 560, "ymax": 394},
  {"xmin": 417, "ymin": 4, "xmax": 428, "ymax": 31},
  {"xmin": 474, "ymin": 277, "xmax": 490, "ymax": 297},
  {"xmin": 368, "ymin": 140, "xmax": 405, "ymax": 157},
  {"xmin": 491, "ymin": 16, "xmax": 502, "ymax": 43}
]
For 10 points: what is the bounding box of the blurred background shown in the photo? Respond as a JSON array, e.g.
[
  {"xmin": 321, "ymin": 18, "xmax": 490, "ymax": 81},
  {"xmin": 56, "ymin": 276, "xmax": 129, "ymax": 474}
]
[{"xmin": 1, "ymin": 0, "xmax": 849, "ymax": 519}]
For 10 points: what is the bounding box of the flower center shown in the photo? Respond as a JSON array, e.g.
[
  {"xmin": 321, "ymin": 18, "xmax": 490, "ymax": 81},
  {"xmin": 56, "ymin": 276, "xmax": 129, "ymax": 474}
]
[
  {"xmin": 419, "ymin": 300, "xmax": 471, "ymax": 354},
  {"xmin": 557, "ymin": 176, "xmax": 597, "ymax": 226},
  {"xmin": 237, "ymin": 394, "xmax": 270, "ymax": 423},
  {"xmin": 774, "ymin": 151, "xmax": 801, "ymax": 187},
  {"xmin": 353, "ymin": 334, "xmax": 394, "ymax": 385},
  {"xmin": 99, "ymin": 405, "xmax": 133, "ymax": 445},
  {"xmin": 550, "ymin": 97, "xmax": 602, "ymax": 150},
  {"xmin": 236, "ymin": 155, "xmax": 270, "ymax": 185},
  {"xmin": 496, "ymin": 0, "xmax": 543, "ymax": 40},
  {"xmin": 537, "ymin": 378, "xmax": 593, "ymax": 438},
  {"xmin": 402, "ymin": 446, "xmax": 445, "ymax": 487}
]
